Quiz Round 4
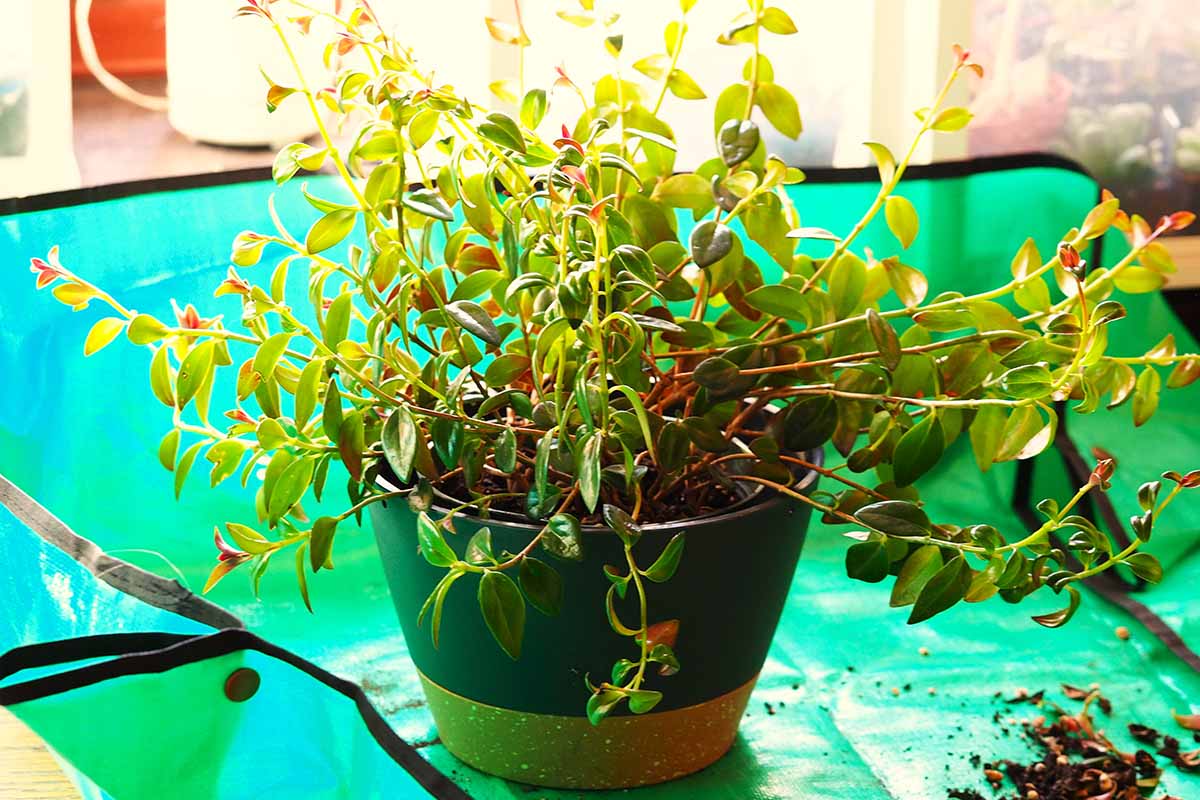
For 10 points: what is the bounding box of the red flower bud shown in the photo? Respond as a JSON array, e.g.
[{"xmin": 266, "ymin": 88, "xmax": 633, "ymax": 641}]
[
  {"xmin": 1166, "ymin": 211, "xmax": 1196, "ymax": 232},
  {"xmin": 1090, "ymin": 458, "xmax": 1115, "ymax": 490},
  {"xmin": 1163, "ymin": 469, "xmax": 1200, "ymax": 488},
  {"xmin": 213, "ymin": 527, "xmax": 249, "ymax": 562}
]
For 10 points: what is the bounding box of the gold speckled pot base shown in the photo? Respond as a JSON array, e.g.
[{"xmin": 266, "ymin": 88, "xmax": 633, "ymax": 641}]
[{"xmin": 418, "ymin": 670, "xmax": 758, "ymax": 789}]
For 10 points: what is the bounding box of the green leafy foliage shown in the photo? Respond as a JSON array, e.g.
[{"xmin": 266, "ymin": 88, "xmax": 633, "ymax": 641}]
[{"xmin": 29, "ymin": 2, "xmax": 1200, "ymax": 725}]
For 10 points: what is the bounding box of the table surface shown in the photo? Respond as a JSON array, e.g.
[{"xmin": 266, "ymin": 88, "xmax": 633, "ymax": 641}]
[{"xmin": 0, "ymin": 709, "xmax": 79, "ymax": 800}]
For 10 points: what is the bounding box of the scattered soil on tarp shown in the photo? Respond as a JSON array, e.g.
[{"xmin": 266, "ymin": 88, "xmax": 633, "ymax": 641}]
[{"xmin": 948, "ymin": 685, "xmax": 1197, "ymax": 799}]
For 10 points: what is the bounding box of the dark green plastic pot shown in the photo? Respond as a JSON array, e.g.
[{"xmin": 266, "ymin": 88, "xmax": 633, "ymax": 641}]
[{"xmin": 370, "ymin": 452, "xmax": 820, "ymax": 789}]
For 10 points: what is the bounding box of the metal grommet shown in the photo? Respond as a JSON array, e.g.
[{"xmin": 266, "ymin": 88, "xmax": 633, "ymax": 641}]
[{"xmin": 224, "ymin": 667, "xmax": 260, "ymax": 702}]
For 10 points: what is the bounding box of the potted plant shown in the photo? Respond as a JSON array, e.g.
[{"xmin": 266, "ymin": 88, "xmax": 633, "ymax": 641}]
[{"xmin": 29, "ymin": 0, "xmax": 1200, "ymax": 789}]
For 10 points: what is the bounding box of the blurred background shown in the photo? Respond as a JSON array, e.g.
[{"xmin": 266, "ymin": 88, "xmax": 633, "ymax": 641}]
[{"xmin": 1, "ymin": 0, "xmax": 1197, "ymax": 266}]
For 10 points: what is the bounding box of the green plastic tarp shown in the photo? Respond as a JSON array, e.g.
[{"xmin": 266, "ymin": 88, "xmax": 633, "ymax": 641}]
[{"xmin": 1, "ymin": 156, "xmax": 1197, "ymax": 799}]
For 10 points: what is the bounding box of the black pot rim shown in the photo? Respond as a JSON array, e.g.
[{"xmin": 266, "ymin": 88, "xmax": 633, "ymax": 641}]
[{"xmin": 374, "ymin": 446, "xmax": 823, "ymax": 536}]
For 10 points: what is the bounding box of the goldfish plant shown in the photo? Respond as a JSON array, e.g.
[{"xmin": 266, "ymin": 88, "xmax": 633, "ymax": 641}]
[{"xmin": 30, "ymin": 0, "xmax": 1200, "ymax": 724}]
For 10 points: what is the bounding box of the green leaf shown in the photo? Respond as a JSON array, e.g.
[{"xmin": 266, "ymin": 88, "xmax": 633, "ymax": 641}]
[
  {"xmin": 883, "ymin": 259, "xmax": 928, "ymax": 307},
  {"xmin": 207, "ymin": 440, "xmax": 246, "ymax": 487},
  {"xmin": 174, "ymin": 441, "xmax": 204, "ymax": 499},
  {"xmin": 690, "ymin": 220, "xmax": 733, "ymax": 268},
  {"xmin": 717, "ymin": 119, "xmax": 759, "ymax": 166},
  {"xmin": 294, "ymin": 357, "xmax": 325, "ymax": 425},
  {"xmin": 863, "ymin": 141, "xmax": 896, "ymax": 185},
  {"xmin": 225, "ymin": 522, "xmax": 269, "ymax": 554},
  {"xmin": 381, "ymin": 406, "xmax": 418, "ymax": 482},
  {"xmin": 84, "ymin": 317, "xmax": 125, "ymax": 356},
  {"xmin": 760, "ymin": 6, "xmax": 798, "ymax": 34},
  {"xmin": 1010, "ymin": 237, "xmax": 1041, "ymax": 280},
  {"xmin": 446, "ymin": 300, "xmax": 504, "ymax": 347},
  {"xmin": 323, "ymin": 293, "xmax": 353, "ymax": 349},
  {"xmin": 845, "ymin": 538, "xmax": 889, "ymax": 583},
  {"xmin": 1168, "ymin": 358, "xmax": 1200, "ymax": 389},
  {"xmin": 494, "ymin": 427, "xmax": 517, "ymax": 473},
  {"xmin": 451, "ymin": 270, "xmax": 502, "ymax": 303},
  {"xmin": 643, "ymin": 533, "xmax": 685, "ymax": 582},
  {"xmin": 158, "ymin": 429, "xmax": 179, "ymax": 471},
  {"xmin": 579, "ymin": 431, "xmax": 604, "ymax": 512},
  {"xmin": 603, "ymin": 504, "xmax": 641, "ymax": 547},
  {"xmin": 478, "ymin": 570, "xmax": 526, "ymax": 659},
  {"xmin": 884, "ymin": 195, "xmax": 919, "ymax": 249},
  {"xmin": 652, "ymin": 173, "xmax": 714, "ymax": 212},
  {"xmin": 1115, "ymin": 267, "xmax": 1166, "ymax": 294},
  {"xmin": 1081, "ymin": 197, "xmax": 1120, "ymax": 239},
  {"xmin": 466, "ymin": 528, "xmax": 497, "ymax": 566},
  {"xmin": 402, "ymin": 188, "xmax": 454, "ymax": 221},
  {"xmin": 627, "ymin": 689, "xmax": 664, "ymax": 714},
  {"xmin": 691, "ymin": 357, "xmax": 740, "ymax": 389},
  {"xmin": 256, "ymin": 418, "xmax": 287, "ymax": 450},
  {"xmin": 429, "ymin": 570, "xmax": 464, "ymax": 648},
  {"xmin": 309, "ymin": 516, "xmax": 337, "ymax": 572},
  {"xmin": 930, "ymin": 107, "xmax": 973, "ymax": 132},
  {"xmin": 484, "ymin": 354, "xmax": 530, "ymax": 386},
  {"xmin": 908, "ymin": 555, "xmax": 969, "ymax": 624},
  {"xmin": 666, "ymin": 69, "xmax": 706, "ymax": 99},
  {"xmin": 969, "ymin": 405, "xmax": 1007, "ymax": 472},
  {"xmin": 586, "ymin": 689, "xmax": 625, "ymax": 726},
  {"xmin": 478, "ymin": 112, "xmax": 526, "ymax": 153},
  {"xmin": 322, "ymin": 377, "xmax": 343, "ymax": 440},
  {"xmin": 417, "ymin": 511, "xmax": 458, "ymax": 567},
  {"xmin": 1132, "ymin": 367, "xmax": 1161, "ymax": 426},
  {"xmin": 866, "ymin": 308, "xmax": 901, "ymax": 370},
  {"xmin": 743, "ymin": 284, "xmax": 806, "ymax": 321},
  {"xmin": 128, "ymin": 313, "xmax": 170, "ymax": 345},
  {"xmin": 542, "ymin": 513, "xmax": 584, "ymax": 561},
  {"xmin": 520, "ymin": 88, "xmax": 548, "ymax": 129},
  {"xmin": 999, "ymin": 364, "xmax": 1053, "ymax": 399},
  {"xmin": 855, "ymin": 500, "xmax": 931, "ymax": 537},
  {"xmin": 149, "ymin": 346, "xmax": 174, "ymax": 407},
  {"xmin": 305, "ymin": 209, "xmax": 357, "ymax": 254},
  {"xmin": 268, "ymin": 456, "xmax": 314, "ymax": 522},
  {"xmin": 756, "ymin": 83, "xmax": 801, "ymax": 138},
  {"xmin": 892, "ymin": 415, "xmax": 944, "ymax": 487},
  {"xmin": 252, "ymin": 332, "xmax": 293, "ymax": 381},
  {"xmin": 337, "ymin": 409, "xmax": 365, "ymax": 482},
  {"xmin": 713, "ymin": 83, "xmax": 750, "ymax": 138},
  {"xmin": 890, "ymin": 545, "xmax": 944, "ymax": 607},
  {"xmin": 519, "ymin": 557, "xmax": 563, "ymax": 616},
  {"xmin": 1125, "ymin": 552, "xmax": 1163, "ymax": 583},
  {"xmin": 295, "ymin": 543, "xmax": 313, "ymax": 612},
  {"xmin": 175, "ymin": 342, "xmax": 215, "ymax": 410},
  {"xmin": 828, "ymin": 253, "xmax": 867, "ymax": 316},
  {"xmin": 779, "ymin": 395, "xmax": 836, "ymax": 450},
  {"xmin": 611, "ymin": 385, "xmax": 658, "ymax": 465},
  {"xmin": 461, "ymin": 174, "xmax": 499, "ymax": 239}
]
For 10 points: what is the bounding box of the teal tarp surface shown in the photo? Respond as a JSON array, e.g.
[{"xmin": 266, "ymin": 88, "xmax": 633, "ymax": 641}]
[{"xmin": 1, "ymin": 158, "xmax": 1197, "ymax": 798}]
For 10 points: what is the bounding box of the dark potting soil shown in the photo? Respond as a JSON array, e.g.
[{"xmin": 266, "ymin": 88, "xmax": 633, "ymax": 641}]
[
  {"xmin": 948, "ymin": 685, "xmax": 1197, "ymax": 799},
  {"xmin": 433, "ymin": 465, "xmax": 750, "ymax": 526}
]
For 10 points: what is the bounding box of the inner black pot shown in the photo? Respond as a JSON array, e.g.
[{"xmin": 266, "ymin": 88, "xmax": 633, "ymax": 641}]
[{"xmin": 369, "ymin": 446, "xmax": 823, "ymax": 789}]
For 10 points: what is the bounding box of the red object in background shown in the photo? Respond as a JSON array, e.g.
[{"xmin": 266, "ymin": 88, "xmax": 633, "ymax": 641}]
[{"xmin": 70, "ymin": 0, "xmax": 166, "ymax": 77}]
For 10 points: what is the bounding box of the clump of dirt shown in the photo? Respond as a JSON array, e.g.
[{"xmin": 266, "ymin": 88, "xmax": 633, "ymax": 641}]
[{"xmin": 949, "ymin": 684, "xmax": 1197, "ymax": 799}]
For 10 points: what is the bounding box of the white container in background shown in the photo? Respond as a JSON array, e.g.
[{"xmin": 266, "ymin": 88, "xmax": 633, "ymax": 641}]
[
  {"xmin": 0, "ymin": 0, "xmax": 80, "ymax": 199},
  {"xmin": 166, "ymin": 0, "xmax": 331, "ymax": 147}
]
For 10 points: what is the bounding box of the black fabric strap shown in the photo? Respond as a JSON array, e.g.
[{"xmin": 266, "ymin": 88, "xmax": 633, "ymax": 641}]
[
  {"xmin": 0, "ymin": 633, "xmax": 199, "ymax": 683},
  {"xmin": 0, "ymin": 629, "xmax": 472, "ymax": 800}
]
